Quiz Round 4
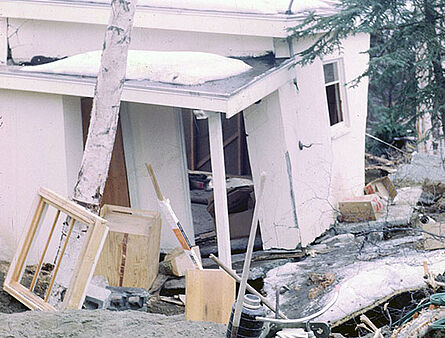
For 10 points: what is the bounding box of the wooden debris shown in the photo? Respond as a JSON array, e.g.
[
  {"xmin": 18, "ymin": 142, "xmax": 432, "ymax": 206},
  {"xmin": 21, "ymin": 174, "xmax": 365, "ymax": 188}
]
[
  {"xmin": 163, "ymin": 246, "xmax": 202, "ymax": 277},
  {"xmin": 338, "ymin": 194, "xmax": 385, "ymax": 222},
  {"xmin": 423, "ymin": 261, "xmax": 439, "ymax": 291},
  {"xmin": 94, "ymin": 205, "xmax": 161, "ymax": 290},
  {"xmin": 160, "ymin": 296, "xmax": 184, "ymax": 306},
  {"xmin": 146, "ymin": 164, "xmax": 203, "ymax": 270},
  {"xmin": 185, "ymin": 269, "xmax": 235, "ymax": 324},
  {"xmin": 365, "ymin": 153, "xmax": 396, "ymax": 166},
  {"xmin": 422, "ymin": 221, "xmax": 445, "ymax": 250},
  {"xmin": 364, "ymin": 176, "xmax": 398, "ymax": 201},
  {"xmin": 3, "ymin": 187, "xmax": 108, "ymax": 311},
  {"xmin": 357, "ymin": 314, "xmax": 383, "ymax": 338}
]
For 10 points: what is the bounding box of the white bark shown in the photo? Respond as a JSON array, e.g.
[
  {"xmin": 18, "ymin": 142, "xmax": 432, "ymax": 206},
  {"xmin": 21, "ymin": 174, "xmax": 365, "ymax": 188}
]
[
  {"xmin": 73, "ymin": 0, "xmax": 138, "ymax": 209},
  {"xmin": 50, "ymin": 0, "xmax": 138, "ymax": 306}
]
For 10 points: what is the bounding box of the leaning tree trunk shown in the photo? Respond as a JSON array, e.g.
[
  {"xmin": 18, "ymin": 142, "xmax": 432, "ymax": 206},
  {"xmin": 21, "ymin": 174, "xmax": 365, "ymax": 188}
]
[
  {"xmin": 73, "ymin": 0, "xmax": 137, "ymax": 211},
  {"xmin": 49, "ymin": 0, "xmax": 138, "ymax": 307}
]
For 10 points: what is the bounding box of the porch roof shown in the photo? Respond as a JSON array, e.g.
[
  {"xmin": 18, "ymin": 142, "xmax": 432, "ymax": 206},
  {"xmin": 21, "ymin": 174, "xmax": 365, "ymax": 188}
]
[{"xmin": 0, "ymin": 56, "xmax": 296, "ymax": 118}]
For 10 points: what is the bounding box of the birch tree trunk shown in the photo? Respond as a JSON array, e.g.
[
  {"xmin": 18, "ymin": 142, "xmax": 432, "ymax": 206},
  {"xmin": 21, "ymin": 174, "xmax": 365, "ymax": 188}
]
[
  {"xmin": 49, "ymin": 0, "xmax": 138, "ymax": 307},
  {"xmin": 73, "ymin": 0, "xmax": 138, "ymax": 211}
]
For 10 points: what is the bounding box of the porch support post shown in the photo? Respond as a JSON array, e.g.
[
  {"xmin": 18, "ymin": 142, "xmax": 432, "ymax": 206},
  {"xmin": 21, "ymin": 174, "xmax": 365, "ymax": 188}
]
[
  {"xmin": 0, "ymin": 18, "xmax": 7, "ymax": 65},
  {"xmin": 207, "ymin": 111, "xmax": 232, "ymax": 268}
]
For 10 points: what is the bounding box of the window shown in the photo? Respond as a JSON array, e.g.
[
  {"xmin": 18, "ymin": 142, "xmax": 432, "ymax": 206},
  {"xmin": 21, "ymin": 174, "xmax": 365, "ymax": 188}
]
[{"xmin": 323, "ymin": 61, "xmax": 344, "ymax": 126}]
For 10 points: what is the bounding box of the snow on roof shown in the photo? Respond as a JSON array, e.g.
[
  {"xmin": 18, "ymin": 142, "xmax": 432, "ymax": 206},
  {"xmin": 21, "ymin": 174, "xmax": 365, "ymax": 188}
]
[
  {"xmin": 20, "ymin": 51, "xmax": 253, "ymax": 86},
  {"xmin": 80, "ymin": 0, "xmax": 338, "ymax": 15}
]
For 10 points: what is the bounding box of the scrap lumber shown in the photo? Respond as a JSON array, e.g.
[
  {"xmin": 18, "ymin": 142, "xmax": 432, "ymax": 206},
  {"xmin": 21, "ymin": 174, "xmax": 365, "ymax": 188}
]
[
  {"xmin": 164, "ymin": 246, "xmax": 202, "ymax": 277},
  {"xmin": 185, "ymin": 269, "xmax": 235, "ymax": 324},
  {"xmin": 209, "ymin": 254, "xmax": 287, "ymax": 319},
  {"xmin": 4, "ymin": 187, "xmax": 108, "ymax": 311},
  {"xmin": 364, "ymin": 176, "xmax": 398, "ymax": 201},
  {"xmin": 146, "ymin": 164, "xmax": 202, "ymax": 270},
  {"xmin": 422, "ymin": 221, "xmax": 445, "ymax": 250},
  {"xmin": 365, "ymin": 153, "xmax": 396, "ymax": 166},
  {"xmin": 94, "ymin": 205, "xmax": 161, "ymax": 290}
]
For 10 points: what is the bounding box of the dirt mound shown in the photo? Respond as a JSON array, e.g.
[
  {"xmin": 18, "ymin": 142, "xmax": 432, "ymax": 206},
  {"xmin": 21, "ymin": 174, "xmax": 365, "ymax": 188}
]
[{"xmin": 0, "ymin": 309, "xmax": 226, "ymax": 337}]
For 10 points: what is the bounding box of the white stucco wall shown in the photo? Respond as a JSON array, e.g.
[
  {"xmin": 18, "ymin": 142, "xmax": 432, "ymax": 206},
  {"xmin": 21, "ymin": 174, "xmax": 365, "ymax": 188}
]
[
  {"xmin": 7, "ymin": 19, "xmax": 274, "ymax": 62},
  {"xmin": 0, "ymin": 91, "xmax": 84, "ymax": 263},
  {"xmin": 328, "ymin": 33, "xmax": 370, "ymax": 202},
  {"xmin": 243, "ymin": 91, "xmax": 301, "ymax": 249},
  {"xmin": 120, "ymin": 102, "xmax": 194, "ymax": 252}
]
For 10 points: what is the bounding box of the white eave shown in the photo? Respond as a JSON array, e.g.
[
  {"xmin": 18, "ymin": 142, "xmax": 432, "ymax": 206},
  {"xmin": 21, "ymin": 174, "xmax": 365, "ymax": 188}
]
[
  {"xmin": 0, "ymin": 0, "xmax": 307, "ymax": 38},
  {"xmin": 0, "ymin": 58, "xmax": 297, "ymax": 118}
]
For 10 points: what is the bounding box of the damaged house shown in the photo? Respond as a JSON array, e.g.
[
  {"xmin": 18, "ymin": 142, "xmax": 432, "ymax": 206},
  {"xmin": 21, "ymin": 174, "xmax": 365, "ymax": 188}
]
[{"xmin": 0, "ymin": 0, "xmax": 369, "ymax": 267}]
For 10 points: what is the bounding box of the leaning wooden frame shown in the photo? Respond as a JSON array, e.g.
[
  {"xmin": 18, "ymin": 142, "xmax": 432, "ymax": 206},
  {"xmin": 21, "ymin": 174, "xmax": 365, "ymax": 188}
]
[{"xmin": 3, "ymin": 187, "xmax": 109, "ymax": 311}]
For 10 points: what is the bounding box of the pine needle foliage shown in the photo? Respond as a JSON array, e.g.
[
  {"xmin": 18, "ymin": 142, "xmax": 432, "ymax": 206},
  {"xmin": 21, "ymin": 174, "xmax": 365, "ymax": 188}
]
[{"xmin": 289, "ymin": 0, "xmax": 444, "ymax": 147}]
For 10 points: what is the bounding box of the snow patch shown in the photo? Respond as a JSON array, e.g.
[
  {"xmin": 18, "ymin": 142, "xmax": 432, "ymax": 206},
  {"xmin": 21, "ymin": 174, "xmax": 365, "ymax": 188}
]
[
  {"xmin": 20, "ymin": 50, "xmax": 252, "ymax": 86},
  {"xmin": 81, "ymin": 0, "xmax": 338, "ymax": 15}
]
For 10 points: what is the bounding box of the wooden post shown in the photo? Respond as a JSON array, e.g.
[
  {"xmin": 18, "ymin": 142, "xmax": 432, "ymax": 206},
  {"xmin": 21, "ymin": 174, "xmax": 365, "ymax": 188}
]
[
  {"xmin": 0, "ymin": 18, "xmax": 7, "ymax": 65},
  {"xmin": 207, "ymin": 112, "xmax": 232, "ymax": 268}
]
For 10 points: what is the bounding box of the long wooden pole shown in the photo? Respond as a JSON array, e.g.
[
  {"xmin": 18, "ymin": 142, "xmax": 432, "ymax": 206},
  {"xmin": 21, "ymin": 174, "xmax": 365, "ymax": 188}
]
[
  {"xmin": 146, "ymin": 164, "xmax": 202, "ymax": 270},
  {"xmin": 230, "ymin": 173, "xmax": 266, "ymax": 337},
  {"xmin": 208, "ymin": 112, "xmax": 232, "ymax": 268},
  {"xmin": 209, "ymin": 254, "xmax": 287, "ymax": 319}
]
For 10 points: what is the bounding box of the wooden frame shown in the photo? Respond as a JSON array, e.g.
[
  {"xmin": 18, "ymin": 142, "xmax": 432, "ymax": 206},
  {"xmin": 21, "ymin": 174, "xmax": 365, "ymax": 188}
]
[{"xmin": 3, "ymin": 187, "xmax": 108, "ymax": 311}]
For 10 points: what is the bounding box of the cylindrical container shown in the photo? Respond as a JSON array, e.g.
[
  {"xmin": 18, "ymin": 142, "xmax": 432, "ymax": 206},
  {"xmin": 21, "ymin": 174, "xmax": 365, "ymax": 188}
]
[{"xmin": 226, "ymin": 294, "xmax": 266, "ymax": 338}]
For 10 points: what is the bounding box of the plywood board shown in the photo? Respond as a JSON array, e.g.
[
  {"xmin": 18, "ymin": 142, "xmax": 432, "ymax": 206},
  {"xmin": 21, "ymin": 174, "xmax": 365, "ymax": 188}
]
[
  {"xmin": 185, "ymin": 269, "xmax": 235, "ymax": 324},
  {"xmin": 94, "ymin": 205, "xmax": 161, "ymax": 289}
]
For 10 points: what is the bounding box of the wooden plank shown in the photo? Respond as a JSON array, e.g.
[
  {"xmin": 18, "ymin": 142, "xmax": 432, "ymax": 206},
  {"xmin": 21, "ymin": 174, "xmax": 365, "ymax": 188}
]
[
  {"xmin": 62, "ymin": 220, "xmax": 109, "ymax": 309},
  {"xmin": 94, "ymin": 205, "xmax": 161, "ymax": 289},
  {"xmin": 4, "ymin": 282, "xmax": 56, "ymax": 311},
  {"xmin": 81, "ymin": 98, "xmax": 131, "ymax": 208},
  {"xmin": 185, "ymin": 269, "xmax": 235, "ymax": 324},
  {"xmin": 5, "ymin": 197, "xmax": 46, "ymax": 285},
  {"xmin": 38, "ymin": 187, "xmax": 105, "ymax": 225},
  {"xmin": 0, "ymin": 18, "xmax": 7, "ymax": 65},
  {"xmin": 30, "ymin": 210, "xmax": 60, "ymax": 292},
  {"xmin": 208, "ymin": 112, "xmax": 232, "ymax": 268}
]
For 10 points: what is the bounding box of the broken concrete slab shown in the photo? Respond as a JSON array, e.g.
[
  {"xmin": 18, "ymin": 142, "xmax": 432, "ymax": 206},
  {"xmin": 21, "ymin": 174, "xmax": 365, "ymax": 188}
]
[
  {"xmin": 335, "ymin": 187, "xmax": 422, "ymax": 235},
  {"xmin": 390, "ymin": 153, "xmax": 445, "ymax": 185},
  {"xmin": 263, "ymin": 232, "xmax": 445, "ymax": 326}
]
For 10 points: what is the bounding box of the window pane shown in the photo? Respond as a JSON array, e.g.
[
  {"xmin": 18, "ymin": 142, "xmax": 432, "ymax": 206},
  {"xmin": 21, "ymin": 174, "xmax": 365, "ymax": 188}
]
[
  {"xmin": 326, "ymin": 83, "xmax": 343, "ymax": 126},
  {"xmin": 323, "ymin": 62, "xmax": 338, "ymax": 83}
]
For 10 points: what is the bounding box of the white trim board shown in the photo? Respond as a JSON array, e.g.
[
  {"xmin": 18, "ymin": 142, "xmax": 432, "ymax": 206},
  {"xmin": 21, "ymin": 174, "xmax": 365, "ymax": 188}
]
[
  {"xmin": 0, "ymin": 58, "xmax": 296, "ymax": 118},
  {"xmin": 0, "ymin": 0, "xmax": 304, "ymax": 38}
]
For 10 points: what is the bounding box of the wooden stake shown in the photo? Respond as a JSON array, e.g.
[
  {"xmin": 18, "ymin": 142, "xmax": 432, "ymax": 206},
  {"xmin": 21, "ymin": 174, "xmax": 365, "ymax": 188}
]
[
  {"xmin": 231, "ymin": 173, "xmax": 266, "ymax": 337},
  {"xmin": 146, "ymin": 164, "xmax": 202, "ymax": 270}
]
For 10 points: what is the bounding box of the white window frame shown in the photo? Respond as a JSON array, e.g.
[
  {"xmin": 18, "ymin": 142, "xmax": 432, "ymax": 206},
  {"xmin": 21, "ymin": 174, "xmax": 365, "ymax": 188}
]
[{"xmin": 323, "ymin": 58, "xmax": 350, "ymax": 138}]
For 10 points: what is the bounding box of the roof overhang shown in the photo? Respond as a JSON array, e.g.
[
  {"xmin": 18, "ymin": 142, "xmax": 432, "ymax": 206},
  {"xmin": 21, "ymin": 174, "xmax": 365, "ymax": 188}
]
[
  {"xmin": 0, "ymin": 0, "xmax": 307, "ymax": 38},
  {"xmin": 0, "ymin": 57, "xmax": 297, "ymax": 118}
]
